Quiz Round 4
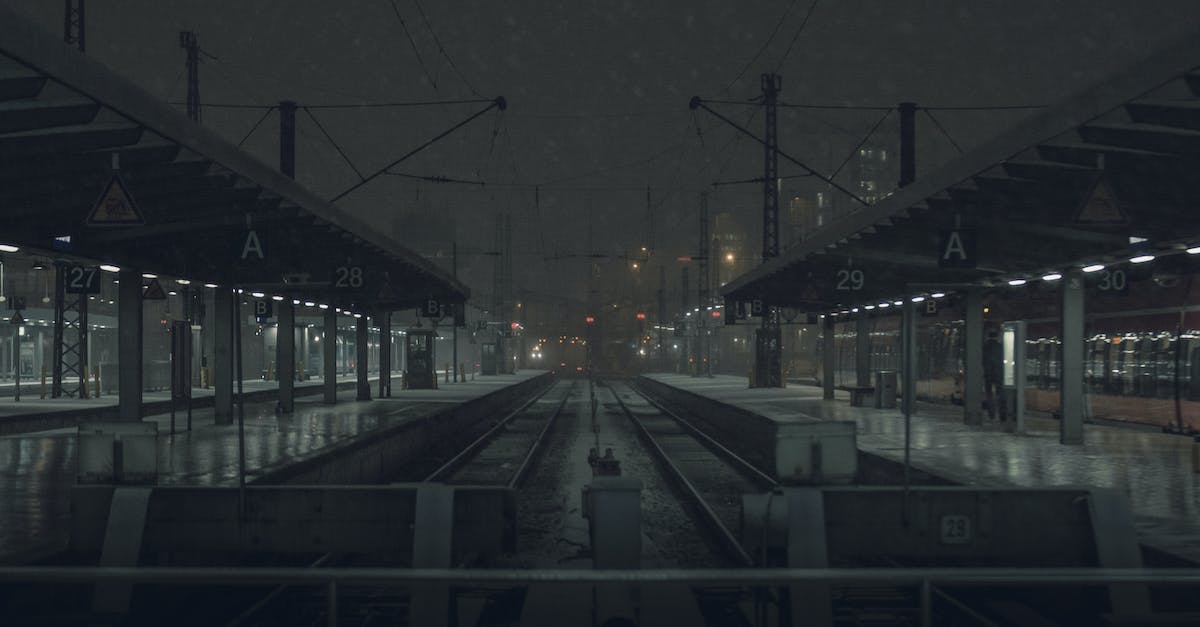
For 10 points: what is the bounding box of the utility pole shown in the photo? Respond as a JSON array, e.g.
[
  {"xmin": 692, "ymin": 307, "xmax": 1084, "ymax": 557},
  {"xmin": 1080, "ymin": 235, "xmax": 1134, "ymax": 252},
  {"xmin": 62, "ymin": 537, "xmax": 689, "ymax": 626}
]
[
  {"xmin": 698, "ymin": 192, "xmax": 711, "ymax": 377},
  {"xmin": 657, "ymin": 265, "xmax": 666, "ymax": 372},
  {"xmin": 179, "ymin": 31, "xmax": 201, "ymax": 122},
  {"xmin": 452, "ymin": 241, "xmax": 458, "ymax": 381},
  {"xmin": 898, "ymin": 102, "xmax": 917, "ymax": 188},
  {"xmin": 645, "ymin": 185, "xmax": 654, "ymax": 253},
  {"xmin": 755, "ymin": 72, "xmax": 784, "ymax": 388},
  {"xmin": 63, "ymin": 0, "xmax": 85, "ymax": 52},
  {"xmin": 761, "ymin": 73, "xmax": 781, "ymax": 261},
  {"xmin": 680, "ymin": 266, "xmax": 690, "ymax": 374}
]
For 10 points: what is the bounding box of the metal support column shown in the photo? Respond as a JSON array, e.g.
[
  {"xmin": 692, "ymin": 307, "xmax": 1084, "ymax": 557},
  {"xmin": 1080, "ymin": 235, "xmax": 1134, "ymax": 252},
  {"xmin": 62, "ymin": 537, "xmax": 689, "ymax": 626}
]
[
  {"xmin": 822, "ymin": 314, "xmax": 835, "ymax": 400},
  {"xmin": 698, "ymin": 192, "xmax": 711, "ymax": 377},
  {"xmin": 117, "ymin": 269, "xmax": 143, "ymax": 421},
  {"xmin": 356, "ymin": 316, "xmax": 370, "ymax": 401},
  {"xmin": 902, "ymin": 299, "xmax": 918, "ymax": 426},
  {"xmin": 379, "ymin": 312, "xmax": 391, "ymax": 397},
  {"xmin": 276, "ymin": 299, "xmax": 294, "ymax": 413},
  {"xmin": 213, "ymin": 287, "xmax": 234, "ymax": 425},
  {"xmin": 963, "ymin": 289, "xmax": 983, "ymax": 426},
  {"xmin": 1060, "ymin": 270, "xmax": 1085, "ymax": 444},
  {"xmin": 1010, "ymin": 320, "xmax": 1027, "ymax": 435},
  {"xmin": 323, "ymin": 308, "xmax": 337, "ymax": 404},
  {"xmin": 52, "ymin": 262, "xmax": 88, "ymax": 398},
  {"xmin": 855, "ymin": 314, "xmax": 870, "ymax": 388}
]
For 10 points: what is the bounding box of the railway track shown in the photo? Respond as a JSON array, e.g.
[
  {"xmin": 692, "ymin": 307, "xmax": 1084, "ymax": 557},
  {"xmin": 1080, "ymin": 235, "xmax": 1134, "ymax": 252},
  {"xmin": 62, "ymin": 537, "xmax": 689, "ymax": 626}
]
[
  {"xmin": 226, "ymin": 380, "xmax": 576, "ymax": 627},
  {"xmin": 603, "ymin": 378, "xmax": 776, "ymax": 567}
]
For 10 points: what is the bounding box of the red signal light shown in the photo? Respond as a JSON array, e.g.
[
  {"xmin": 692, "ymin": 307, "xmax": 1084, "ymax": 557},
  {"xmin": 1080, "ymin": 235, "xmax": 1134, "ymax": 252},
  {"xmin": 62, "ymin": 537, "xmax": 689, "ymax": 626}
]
[
  {"xmin": 585, "ymin": 316, "xmax": 595, "ymax": 324},
  {"xmin": 711, "ymin": 310, "xmax": 721, "ymax": 318},
  {"xmin": 636, "ymin": 312, "xmax": 646, "ymax": 320}
]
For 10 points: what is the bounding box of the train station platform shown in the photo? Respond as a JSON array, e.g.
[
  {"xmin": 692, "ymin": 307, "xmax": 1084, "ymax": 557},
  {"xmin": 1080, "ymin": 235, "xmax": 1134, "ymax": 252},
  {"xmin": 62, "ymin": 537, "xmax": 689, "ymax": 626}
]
[
  {"xmin": 0, "ymin": 371, "xmax": 548, "ymax": 565},
  {"xmin": 639, "ymin": 373, "xmax": 1200, "ymax": 565},
  {"xmin": 0, "ymin": 373, "xmax": 382, "ymax": 435}
]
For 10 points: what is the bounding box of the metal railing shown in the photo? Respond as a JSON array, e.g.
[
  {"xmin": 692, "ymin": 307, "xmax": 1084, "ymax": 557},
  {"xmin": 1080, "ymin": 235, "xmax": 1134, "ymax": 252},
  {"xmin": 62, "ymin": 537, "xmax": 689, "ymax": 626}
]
[{"xmin": 2, "ymin": 567, "xmax": 1198, "ymax": 626}]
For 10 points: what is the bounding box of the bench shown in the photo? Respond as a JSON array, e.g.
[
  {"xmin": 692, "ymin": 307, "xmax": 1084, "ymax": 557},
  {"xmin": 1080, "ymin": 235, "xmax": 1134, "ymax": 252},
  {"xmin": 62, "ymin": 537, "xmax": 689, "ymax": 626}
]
[{"xmin": 840, "ymin": 385, "xmax": 874, "ymax": 407}]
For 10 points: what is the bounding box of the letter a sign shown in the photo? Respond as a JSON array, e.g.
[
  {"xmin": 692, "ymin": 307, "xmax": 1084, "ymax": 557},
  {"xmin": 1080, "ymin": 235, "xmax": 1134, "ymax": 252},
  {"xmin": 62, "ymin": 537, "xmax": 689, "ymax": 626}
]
[
  {"xmin": 938, "ymin": 229, "xmax": 977, "ymax": 269},
  {"xmin": 241, "ymin": 229, "xmax": 265, "ymax": 261}
]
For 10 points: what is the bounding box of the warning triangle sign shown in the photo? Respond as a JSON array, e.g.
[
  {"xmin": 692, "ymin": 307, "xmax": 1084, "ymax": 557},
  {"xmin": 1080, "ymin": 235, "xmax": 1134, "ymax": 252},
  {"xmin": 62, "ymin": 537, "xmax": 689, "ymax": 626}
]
[
  {"xmin": 143, "ymin": 278, "xmax": 167, "ymax": 300},
  {"xmin": 1074, "ymin": 177, "xmax": 1128, "ymax": 226},
  {"xmin": 86, "ymin": 174, "xmax": 144, "ymax": 226},
  {"xmin": 9, "ymin": 311, "xmax": 25, "ymax": 325}
]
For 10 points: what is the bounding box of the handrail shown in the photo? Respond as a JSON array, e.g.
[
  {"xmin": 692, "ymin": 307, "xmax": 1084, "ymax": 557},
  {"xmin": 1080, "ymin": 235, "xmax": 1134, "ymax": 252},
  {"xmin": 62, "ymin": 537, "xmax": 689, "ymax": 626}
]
[{"xmin": 2, "ymin": 566, "xmax": 1198, "ymax": 586}]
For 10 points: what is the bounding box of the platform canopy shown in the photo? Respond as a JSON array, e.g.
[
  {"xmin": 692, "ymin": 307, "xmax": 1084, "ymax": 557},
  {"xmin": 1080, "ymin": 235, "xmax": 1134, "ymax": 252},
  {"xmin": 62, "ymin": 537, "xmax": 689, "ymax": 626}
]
[
  {"xmin": 0, "ymin": 5, "xmax": 467, "ymax": 313},
  {"xmin": 722, "ymin": 28, "xmax": 1200, "ymax": 313}
]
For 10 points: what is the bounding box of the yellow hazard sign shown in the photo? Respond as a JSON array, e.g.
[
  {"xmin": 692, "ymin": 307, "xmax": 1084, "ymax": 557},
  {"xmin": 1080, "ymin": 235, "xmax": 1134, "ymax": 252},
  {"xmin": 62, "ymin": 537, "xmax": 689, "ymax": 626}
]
[{"xmin": 86, "ymin": 174, "xmax": 144, "ymax": 226}]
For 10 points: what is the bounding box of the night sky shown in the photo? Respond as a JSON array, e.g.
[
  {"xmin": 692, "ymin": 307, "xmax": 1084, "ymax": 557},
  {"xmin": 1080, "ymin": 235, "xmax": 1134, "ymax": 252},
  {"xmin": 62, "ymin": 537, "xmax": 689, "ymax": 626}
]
[{"xmin": 5, "ymin": 0, "xmax": 1200, "ymax": 321}]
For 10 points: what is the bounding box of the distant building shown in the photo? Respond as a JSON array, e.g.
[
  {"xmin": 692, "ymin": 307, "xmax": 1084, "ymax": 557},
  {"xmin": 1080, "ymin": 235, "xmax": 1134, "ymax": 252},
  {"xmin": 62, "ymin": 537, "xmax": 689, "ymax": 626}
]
[
  {"xmin": 785, "ymin": 190, "xmax": 833, "ymax": 246},
  {"xmin": 852, "ymin": 145, "xmax": 894, "ymax": 205},
  {"xmin": 713, "ymin": 210, "xmax": 751, "ymax": 288}
]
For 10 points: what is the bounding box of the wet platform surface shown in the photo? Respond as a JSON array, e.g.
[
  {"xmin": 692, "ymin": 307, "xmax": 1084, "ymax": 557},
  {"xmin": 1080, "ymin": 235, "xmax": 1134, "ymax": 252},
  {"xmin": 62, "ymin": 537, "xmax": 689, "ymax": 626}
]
[
  {"xmin": 643, "ymin": 373, "xmax": 1200, "ymax": 564},
  {"xmin": 0, "ymin": 371, "xmax": 545, "ymax": 564},
  {"xmin": 0, "ymin": 373, "xmax": 372, "ymax": 424}
]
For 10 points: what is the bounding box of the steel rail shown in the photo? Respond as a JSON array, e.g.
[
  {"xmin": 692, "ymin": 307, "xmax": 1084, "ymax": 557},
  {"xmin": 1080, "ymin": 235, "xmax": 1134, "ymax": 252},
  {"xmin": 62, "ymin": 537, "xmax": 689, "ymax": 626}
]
[
  {"xmin": 631, "ymin": 379, "xmax": 779, "ymax": 489},
  {"xmin": 424, "ymin": 377, "xmax": 564, "ymax": 482},
  {"xmin": 508, "ymin": 379, "xmax": 576, "ymax": 488},
  {"xmin": 606, "ymin": 380, "xmax": 756, "ymax": 567}
]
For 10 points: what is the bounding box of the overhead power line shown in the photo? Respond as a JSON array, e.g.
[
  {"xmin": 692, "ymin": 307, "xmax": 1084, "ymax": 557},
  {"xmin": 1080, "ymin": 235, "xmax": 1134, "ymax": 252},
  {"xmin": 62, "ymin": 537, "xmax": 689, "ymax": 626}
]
[
  {"xmin": 386, "ymin": 0, "xmax": 440, "ymax": 91},
  {"xmin": 169, "ymin": 98, "xmax": 493, "ymax": 110},
  {"xmin": 831, "ymin": 108, "xmax": 892, "ymax": 180},
  {"xmin": 773, "ymin": 0, "xmax": 821, "ymax": 73},
  {"xmin": 236, "ymin": 106, "xmax": 275, "ymax": 148},
  {"xmin": 723, "ymin": 0, "xmax": 801, "ymax": 94},
  {"xmin": 411, "ymin": 0, "xmax": 481, "ymax": 97},
  {"xmin": 302, "ymin": 107, "xmax": 365, "ymax": 180}
]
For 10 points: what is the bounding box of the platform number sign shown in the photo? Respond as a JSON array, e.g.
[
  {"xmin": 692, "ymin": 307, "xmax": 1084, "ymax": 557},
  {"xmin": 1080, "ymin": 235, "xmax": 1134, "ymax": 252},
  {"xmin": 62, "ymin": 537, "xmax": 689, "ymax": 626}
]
[
  {"xmin": 1096, "ymin": 269, "xmax": 1127, "ymax": 293},
  {"xmin": 253, "ymin": 300, "xmax": 273, "ymax": 323},
  {"xmin": 333, "ymin": 265, "xmax": 364, "ymax": 289},
  {"xmin": 939, "ymin": 514, "xmax": 972, "ymax": 545},
  {"xmin": 836, "ymin": 269, "xmax": 864, "ymax": 291},
  {"xmin": 65, "ymin": 265, "xmax": 101, "ymax": 294}
]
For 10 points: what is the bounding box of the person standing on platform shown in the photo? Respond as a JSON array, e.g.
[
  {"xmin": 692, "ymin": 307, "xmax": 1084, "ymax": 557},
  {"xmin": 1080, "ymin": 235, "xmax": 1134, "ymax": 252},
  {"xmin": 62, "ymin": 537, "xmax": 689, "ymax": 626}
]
[{"xmin": 983, "ymin": 323, "xmax": 1006, "ymax": 422}]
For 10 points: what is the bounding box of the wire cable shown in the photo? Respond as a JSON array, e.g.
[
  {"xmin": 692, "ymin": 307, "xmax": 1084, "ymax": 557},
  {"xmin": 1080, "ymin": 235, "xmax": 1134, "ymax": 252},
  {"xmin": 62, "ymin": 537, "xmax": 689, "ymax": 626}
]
[
  {"xmin": 236, "ymin": 106, "xmax": 276, "ymax": 148},
  {"xmin": 923, "ymin": 108, "xmax": 965, "ymax": 155},
  {"xmin": 773, "ymin": 0, "xmax": 821, "ymax": 73},
  {"xmin": 830, "ymin": 108, "xmax": 892, "ymax": 180},
  {"xmin": 386, "ymin": 0, "xmax": 440, "ymax": 91},
  {"xmin": 723, "ymin": 0, "xmax": 801, "ymax": 94},
  {"xmin": 411, "ymin": 0, "xmax": 481, "ymax": 97},
  {"xmin": 302, "ymin": 107, "xmax": 365, "ymax": 180}
]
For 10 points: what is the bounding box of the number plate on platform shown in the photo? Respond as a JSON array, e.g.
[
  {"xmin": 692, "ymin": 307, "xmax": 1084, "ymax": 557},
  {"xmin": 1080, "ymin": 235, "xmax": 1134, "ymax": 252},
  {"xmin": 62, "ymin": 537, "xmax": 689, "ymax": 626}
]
[{"xmin": 939, "ymin": 514, "xmax": 972, "ymax": 545}]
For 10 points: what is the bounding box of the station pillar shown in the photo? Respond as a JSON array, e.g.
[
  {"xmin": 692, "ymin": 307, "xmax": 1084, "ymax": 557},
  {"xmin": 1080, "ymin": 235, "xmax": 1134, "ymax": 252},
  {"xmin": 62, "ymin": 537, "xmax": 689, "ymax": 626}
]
[
  {"xmin": 822, "ymin": 314, "xmax": 835, "ymax": 400},
  {"xmin": 323, "ymin": 308, "xmax": 337, "ymax": 404},
  {"xmin": 963, "ymin": 289, "xmax": 983, "ymax": 425},
  {"xmin": 117, "ymin": 269, "xmax": 143, "ymax": 421},
  {"xmin": 378, "ymin": 312, "xmax": 392, "ymax": 397},
  {"xmin": 854, "ymin": 314, "xmax": 870, "ymax": 387},
  {"xmin": 276, "ymin": 300, "xmax": 295, "ymax": 413},
  {"xmin": 356, "ymin": 316, "xmax": 370, "ymax": 401},
  {"xmin": 1060, "ymin": 270, "xmax": 1085, "ymax": 444},
  {"xmin": 213, "ymin": 287, "xmax": 234, "ymax": 425}
]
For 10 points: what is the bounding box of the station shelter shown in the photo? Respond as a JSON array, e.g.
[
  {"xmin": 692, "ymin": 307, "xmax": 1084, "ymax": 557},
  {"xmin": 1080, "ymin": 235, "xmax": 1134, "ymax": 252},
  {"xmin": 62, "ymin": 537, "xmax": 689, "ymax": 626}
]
[
  {"xmin": 721, "ymin": 30, "xmax": 1200, "ymax": 442},
  {"xmin": 0, "ymin": 10, "xmax": 468, "ymax": 422}
]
